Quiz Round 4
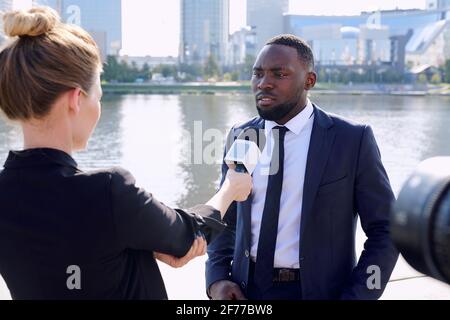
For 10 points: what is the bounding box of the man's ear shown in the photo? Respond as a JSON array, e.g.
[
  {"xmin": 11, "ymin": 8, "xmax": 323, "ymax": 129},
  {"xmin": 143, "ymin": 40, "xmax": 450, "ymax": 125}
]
[
  {"xmin": 68, "ymin": 88, "xmax": 82, "ymax": 115},
  {"xmin": 305, "ymin": 71, "xmax": 317, "ymax": 91}
]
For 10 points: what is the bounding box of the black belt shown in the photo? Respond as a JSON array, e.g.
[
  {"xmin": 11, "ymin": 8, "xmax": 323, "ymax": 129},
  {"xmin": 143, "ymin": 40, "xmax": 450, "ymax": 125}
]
[
  {"xmin": 273, "ymin": 268, "xmax": 300, "ymax": 282},
  {"xmin": 250, "ymin": 260, "xmax": 300, "ymax": 283}
]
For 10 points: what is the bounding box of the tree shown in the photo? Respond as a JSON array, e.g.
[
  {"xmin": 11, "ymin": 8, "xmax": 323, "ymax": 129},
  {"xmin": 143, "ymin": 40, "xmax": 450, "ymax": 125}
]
[
  {"xmin": 204, "ymin": 54, "xmax": 220, "ymax": 80},
  {"xmin": 242, "ymin": 55, "xmax": 255, "ymax": 80},
  {"xmin": 102, "ymin": 56, "xmax": 120, "ymax": 82},
  {"xmin": 418, "ymin": 73, "xmax": 428, "ymax": 84},
  {"xmin": 140, "ymin": 63, "xmax": 152, "ymax": 81},
  {"xmin": 445, "ymin": 59, "xmax": 450, "ymax": 83},
  {"xmin": 430, "ymin": 73, "xmax": 442, "ymax": 84},
  {"xmin": 178, "ymin": 63, "xmax": 203, "ymax": 82},
  {"xmin": 153, "ymin": 64, "xmax": 177, "ymax": 78},
  {"xmin": 102, "ymin": 56, "xmax": 153, "ymax": 83}
]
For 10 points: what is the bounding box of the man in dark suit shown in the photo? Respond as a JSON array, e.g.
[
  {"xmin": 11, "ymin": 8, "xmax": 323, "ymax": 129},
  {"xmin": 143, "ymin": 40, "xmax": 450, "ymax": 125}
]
[{"xmin": 206, "ymin": 34, "xmax": 399, "ymax": 300}]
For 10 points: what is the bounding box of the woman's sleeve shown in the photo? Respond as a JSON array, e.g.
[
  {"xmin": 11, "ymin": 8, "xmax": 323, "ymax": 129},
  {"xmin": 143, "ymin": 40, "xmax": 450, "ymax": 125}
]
[{"xmin": 108, "ymin": 167, "xmax": 226, "ymax": 257}]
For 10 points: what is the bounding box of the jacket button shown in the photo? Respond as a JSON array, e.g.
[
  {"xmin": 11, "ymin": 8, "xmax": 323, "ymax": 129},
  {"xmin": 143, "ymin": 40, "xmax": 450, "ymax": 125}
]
[
  {"xmin": 245, "ymin": 250, "xmax": 250, "ymax": 258},
  {"xmin": 241, "ymin": 282, "xmax": 246, "ymax": 289}
]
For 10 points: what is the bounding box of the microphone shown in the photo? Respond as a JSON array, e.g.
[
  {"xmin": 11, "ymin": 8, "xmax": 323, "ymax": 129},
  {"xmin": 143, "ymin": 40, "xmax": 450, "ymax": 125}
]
[{"xmin": 225, "ymin": 128, "xmax": 264, "ymax": 174}]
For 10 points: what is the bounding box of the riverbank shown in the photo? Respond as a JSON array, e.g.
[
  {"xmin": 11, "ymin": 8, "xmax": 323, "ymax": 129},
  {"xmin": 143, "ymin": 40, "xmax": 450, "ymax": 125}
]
[{"xmin": 102, "ymin": 82, "xmax": 450, "ymax": 96}]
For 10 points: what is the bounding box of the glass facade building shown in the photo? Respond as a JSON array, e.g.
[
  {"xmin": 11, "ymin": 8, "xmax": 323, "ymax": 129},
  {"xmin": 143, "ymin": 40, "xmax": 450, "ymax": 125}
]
[
  {"xmin": 284, "ymin": 9, "xmax": 450, "ymax": 67},
  {"xmin": 247, "ymin": 0, "xmax": 289, "ymax": 52},
  {"xmin": 180, "ymin": 0, "xmax": 230, "ymax": 66},
  {"xmin": 34, "ymin": 0, "xmax": 122, "ymax": 56},
  {"xmin": 0, "ymin": 0, "xmax": 13, "ymax": 42}
]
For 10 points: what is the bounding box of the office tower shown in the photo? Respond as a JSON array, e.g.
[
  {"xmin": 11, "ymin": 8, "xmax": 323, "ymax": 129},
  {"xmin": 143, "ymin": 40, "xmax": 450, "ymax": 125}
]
[
  {"xmin": 0, "ymin": 0, "xmax": 13, "ymax": 42},
  {"xmin": 427, "ymin": 0, "xmax": 450, "ymax": 10},
  {"xmin": 180, "ymin": 0, "xmax": 230, "ymax": 66},
  {"xmin": 247, "ymin": 0, "xmax": 289, "ymax": 53},
  {"xmin": 0, "ymin": 0, "xmax": 12, "ymax": 12},
  {"xmin": 33, "ymin": 0, "xmax": 122, "ymax": 57}
]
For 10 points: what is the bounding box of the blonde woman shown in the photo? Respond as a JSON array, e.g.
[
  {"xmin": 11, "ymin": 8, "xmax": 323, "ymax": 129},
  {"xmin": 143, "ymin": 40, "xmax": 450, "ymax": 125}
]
[{"xmin": 0, "ymin": 7, "xmax": 252, "ymax": 300}]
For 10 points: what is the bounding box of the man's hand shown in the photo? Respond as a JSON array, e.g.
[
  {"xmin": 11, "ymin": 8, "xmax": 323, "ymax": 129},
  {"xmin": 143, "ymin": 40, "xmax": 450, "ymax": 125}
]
[
  {"xmin": 209, "ymin": 280, "xmax": 247, "ymax": 300},
  {"xmin": 154, "ymin": 234, "xmax": 206, "ymax": 269}
]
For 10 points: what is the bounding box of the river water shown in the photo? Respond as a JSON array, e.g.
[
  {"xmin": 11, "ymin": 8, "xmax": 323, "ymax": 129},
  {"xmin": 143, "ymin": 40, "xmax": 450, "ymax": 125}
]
[{"xmin": 1, "ymin": 93, "xmax": 450, "ymax": 299}]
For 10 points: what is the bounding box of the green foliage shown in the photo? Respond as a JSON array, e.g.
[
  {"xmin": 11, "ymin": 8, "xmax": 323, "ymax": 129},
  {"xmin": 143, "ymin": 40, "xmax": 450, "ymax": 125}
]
[
  {"xmin": 204, "ymin": 55, "xmax": 220, "ymax": 79},
  {"xmin": 153, "ymin": 64, "xmax": 177, "ymax": 78},
  {"xmin": 445, "ymin": 59, "xmax": 450, "ymax": 83},
  {"xmin": 418, "ymin": 74, "xmax": 428, "ymax": 84},
  {"xmin": 430, "ymin": 73, "xmax": 442, "ymax": 84},
  {"xmin": 102, "ymin": 56, "xmax": 152, "ymax": 83},
  {"xmin": 315, "ymin": 66, "xmax": 404, "ymax": 84},
  {"xmin": 178, "ymin": 63, "xmax": 203, "ymax": 82}
]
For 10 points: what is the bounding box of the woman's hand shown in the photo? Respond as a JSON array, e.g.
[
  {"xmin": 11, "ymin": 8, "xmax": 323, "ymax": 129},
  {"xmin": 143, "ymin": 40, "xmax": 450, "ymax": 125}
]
[
  {"xmin": 206, "ymin": 168, "xmax": 253, "ymax": 219},
  {"xmin": 222, "ymin": 168, "xmax": 253, "ymax": 202},
  {"xmin": 154, "ymin": 234, "xmax": 207, "ymax": 268}
]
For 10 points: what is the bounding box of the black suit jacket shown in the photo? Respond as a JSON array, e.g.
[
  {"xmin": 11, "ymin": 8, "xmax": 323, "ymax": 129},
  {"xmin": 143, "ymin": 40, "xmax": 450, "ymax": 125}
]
[
  {"xmin": 0, "ymin": 148, "xmax": 225, "ymax": 300},
  {"xmin": 206, "ymin": 105, "xmax": 399, "ymax": 300}
]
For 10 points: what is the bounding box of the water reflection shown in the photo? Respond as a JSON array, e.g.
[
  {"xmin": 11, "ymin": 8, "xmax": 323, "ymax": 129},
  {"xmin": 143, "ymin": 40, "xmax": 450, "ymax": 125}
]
[
  {"xmin": 75, "ymin": 94, "xmax": 125, "ymax": 170},
  {"xmin": 176, "ymin": 94, "xmax": 256, "ymax": 208},
  {"xmin": 1, "ymin": 93, "xmax": 449, "ymax": 204},
  {"xmin": 1, "ymin": 93, "xmax": 450, "ymax": 300},
  {"xmin": 310, "ymin": 94, "xmax": 450, "ymax": 193}
]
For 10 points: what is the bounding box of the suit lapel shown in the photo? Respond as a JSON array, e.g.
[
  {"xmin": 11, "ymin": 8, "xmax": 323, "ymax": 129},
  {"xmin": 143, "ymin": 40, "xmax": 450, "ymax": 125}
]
[
  {"xmin": 238, "ymin": 118, "xmax": 265, "ymax": 244},
  {"xmin": 300, "ymin": 106, "xmax": 336, "ymax": 247},
  {"xmin": 238, "ymin": 109, "xmax": 335, "ymax": 248}
]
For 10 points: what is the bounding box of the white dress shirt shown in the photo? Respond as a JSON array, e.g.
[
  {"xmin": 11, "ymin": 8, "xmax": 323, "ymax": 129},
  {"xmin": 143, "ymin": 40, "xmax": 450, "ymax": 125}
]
[{"xmin": 250, "ymin": 99, "xmax": 315, "ymax": 269}]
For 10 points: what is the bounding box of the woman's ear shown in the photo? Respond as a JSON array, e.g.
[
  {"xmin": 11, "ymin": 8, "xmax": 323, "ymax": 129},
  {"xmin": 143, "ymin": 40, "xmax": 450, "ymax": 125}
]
[{"xmin": 67, "ymin": 88, "xmax": 83, "ymax": 115}]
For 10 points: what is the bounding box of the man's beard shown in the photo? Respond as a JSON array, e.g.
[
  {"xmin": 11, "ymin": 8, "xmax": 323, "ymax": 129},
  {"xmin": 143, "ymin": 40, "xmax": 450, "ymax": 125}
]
[{"xmin": 257, "ymin": 101, "xmax": 297, "ymax": 121}]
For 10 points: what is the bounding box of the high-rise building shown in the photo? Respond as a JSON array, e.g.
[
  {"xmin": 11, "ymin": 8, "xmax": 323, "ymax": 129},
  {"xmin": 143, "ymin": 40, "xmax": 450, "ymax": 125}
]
[
  {"xmin": 247, "ymin": 0, "xmax": 289, "ymax": 53},
  {"xmin": 33, "ymin": 0, "xmax": 122, "ymax": 57},
  {"xmin": 180, "ymin": 0, "xmax": 230, "ymax": 66},
  {"xmin": 426, "ymin": 0, "xmax": 450, "ymax": 10},
  {"xmin": 0, "ymin": 0, "xmax": 12, "ymax": 12},
  {"xmin": 228, "ymin": 26, "xmax": 257, "ymax": 66},
  {"xmin": 0, "ymin": 0, "xmax": 13, "ymax": 42}
]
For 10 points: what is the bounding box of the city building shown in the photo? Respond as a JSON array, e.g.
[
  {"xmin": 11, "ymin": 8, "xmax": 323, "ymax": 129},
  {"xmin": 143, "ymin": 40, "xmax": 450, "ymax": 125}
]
[
  {"xmin": 297, "ymin": 24, "xmax": 360, "ymax": 66},
  {"xmin": 247, "ymin": 0, "xmax": 289, "ymax": 52},
  {"xmin": 284, "ymin": 8, "xmax": 450, "ymax": 70},
  {"xmin": 227, "ymin": 26, "xmax": 257, "ymax": 66},
  {"xmin": 0, "ymin": 0, "xmax": 13, "ymax": 44},
  {"xmin": 0, "ymin": 0, "xmax": 12, "ymax": 13},
  {"xmin": 33, "ymin": 0, "xmax": 122, "ymax": 58},
  {"xmin": 390, "ymin": 30, "xmax": 413, "ymax": 73},
  {"xmin": 406, "ymin": 19, "xmax": 450, "ymax": 67},
  {"xmin": 358, "ymin": 25, "xmax": 391, "ymax": 64},
  {"xmin": 180, "ymin": 0, "xmax": 230, "ymax": 66},
  {"xmin": 119, "ymin": 56, "xmax": 178, "ymax": 69},
  {"xmin": 426, "ymin": 0, "xmax": 450, "ymax": 10}
]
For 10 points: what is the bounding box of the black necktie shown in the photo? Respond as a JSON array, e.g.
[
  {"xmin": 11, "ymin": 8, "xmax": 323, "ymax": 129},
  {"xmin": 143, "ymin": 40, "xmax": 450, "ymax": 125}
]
[{"xmin": 254, "ymin": 126, "xmax": 289, "ymax": 293}]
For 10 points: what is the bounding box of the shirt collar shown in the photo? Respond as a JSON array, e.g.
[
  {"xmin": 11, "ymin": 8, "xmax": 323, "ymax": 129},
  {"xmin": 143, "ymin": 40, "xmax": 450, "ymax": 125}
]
[
  {"xmin": 265, "ymin": 99, "xmax": 314, "ymax": 136},
  {"xmin": 4, "ymin": 148, "xmax": 78, "ymax": 170}
]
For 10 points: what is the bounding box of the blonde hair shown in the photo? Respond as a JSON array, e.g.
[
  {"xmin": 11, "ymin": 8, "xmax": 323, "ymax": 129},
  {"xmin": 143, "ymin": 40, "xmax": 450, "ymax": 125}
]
[{"xmin": 0, "ymin": 7, "xmax": 102, "ymax": 120}]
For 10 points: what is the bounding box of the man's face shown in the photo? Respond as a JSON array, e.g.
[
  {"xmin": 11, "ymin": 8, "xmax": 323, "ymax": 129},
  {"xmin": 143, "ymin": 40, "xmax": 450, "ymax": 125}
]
[{"xmin": 251, "ymin": 44, "xmax": 315, "ymax": 122}]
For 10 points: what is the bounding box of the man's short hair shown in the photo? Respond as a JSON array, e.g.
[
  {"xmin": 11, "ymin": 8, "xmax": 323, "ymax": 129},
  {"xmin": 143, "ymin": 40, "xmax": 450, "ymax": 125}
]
[{"xmin": 266, "ymin": 34, "xmax": 315, "ymax": 71}]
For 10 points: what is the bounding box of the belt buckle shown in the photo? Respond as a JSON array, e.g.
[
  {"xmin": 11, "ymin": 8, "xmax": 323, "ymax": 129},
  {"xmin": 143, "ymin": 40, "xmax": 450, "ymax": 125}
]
[
  {"xmin": 280, "ymin": 269, "xmax": 295, "ymax": 282},
  {"xmin": 278, "ymin": 269, "xmax": 293, "ymax": 282}
]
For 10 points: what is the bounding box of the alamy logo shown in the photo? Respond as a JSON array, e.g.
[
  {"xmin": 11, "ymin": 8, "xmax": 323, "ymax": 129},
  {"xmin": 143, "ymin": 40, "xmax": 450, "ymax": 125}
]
[
  {"xmin": 66, "ymin": 5, "xmax": 81, "ymax": 26},
  {"xmin": 366, "ymin": 11, "xmax": 381, "ymax": 28},
  {"xmin": 366, "ymin": 265, "xmax": 381, "ymax": 290},
  {"xmin": 66, "ymin": 265, "xmax": 81, "ymax": 290}
]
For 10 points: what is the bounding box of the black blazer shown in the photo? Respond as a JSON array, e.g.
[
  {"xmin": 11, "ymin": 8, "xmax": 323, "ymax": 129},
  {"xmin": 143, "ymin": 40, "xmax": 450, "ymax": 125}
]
[
  {"xmin": 206, "ymin": 105, "xmax": 399, "ymax": 300},
  {"xmin": 0, "ymin": 148, "xmax": 225, "ymax": 300}
]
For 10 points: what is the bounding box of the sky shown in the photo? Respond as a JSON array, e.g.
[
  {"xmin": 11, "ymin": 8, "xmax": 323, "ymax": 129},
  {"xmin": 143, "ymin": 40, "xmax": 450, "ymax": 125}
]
[{"xmin": 14, "ymin": 0, "xmax": 427, "ymax": 57}]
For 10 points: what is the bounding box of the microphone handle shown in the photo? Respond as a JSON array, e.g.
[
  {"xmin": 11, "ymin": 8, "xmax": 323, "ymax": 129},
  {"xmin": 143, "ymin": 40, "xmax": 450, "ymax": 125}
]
[{"xmin": 235, "ymin": 163, "xmax": 247, "ymax": 173}]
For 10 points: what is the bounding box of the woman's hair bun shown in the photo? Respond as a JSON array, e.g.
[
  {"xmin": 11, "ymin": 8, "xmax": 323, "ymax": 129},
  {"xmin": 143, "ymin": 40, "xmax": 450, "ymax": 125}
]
[{"xmin": 3, "ymin": 7, "xmax": 60, "ymax": 38}]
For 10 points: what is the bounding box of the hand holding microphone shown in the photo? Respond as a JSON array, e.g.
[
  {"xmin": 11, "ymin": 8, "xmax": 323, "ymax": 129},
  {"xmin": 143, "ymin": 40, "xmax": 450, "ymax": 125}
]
[
  {"xmin": 206, "ymin": 128, "xmax": 263, "ymax": 218},
  {"xmin": 224, "ymin": 135, "xmax": 262, "ymax": 175},
  {"xmin": 222, "ymin": 168, "xmax": 253, "ymax": 202}
]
